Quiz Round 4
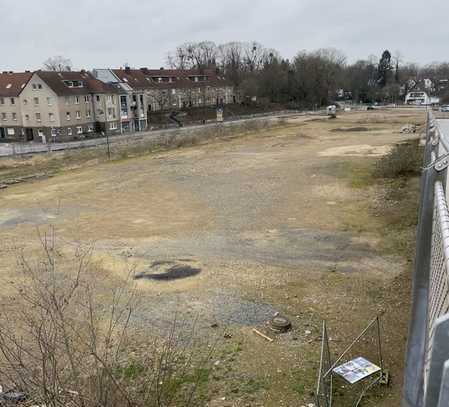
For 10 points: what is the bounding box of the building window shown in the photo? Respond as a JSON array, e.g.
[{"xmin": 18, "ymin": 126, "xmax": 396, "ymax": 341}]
[
  {"xmin": 63, "ymin": 80, "xmax": 83, "ymax": 88},
  {"xmin": 96, "ymin": 95, "xmax": 100, "ymax": 102},
  {"xmin": 0, "ymin": 98, "xmax": 4, "ymax": 104},
  {"xmin": 107, "ymin": 95, "xmax": 112, "ymax": 103},
  {"xmin": 75, "ymin": 96, "xmax": 80, "ymax": 104},
  {"xmin": 66, "ymin": 112, "xmax": 71, "ymax": 121},
  {"xmin": 36, "ymin": 113, "xmax": 41, "ymax": 122},
  {"xmin": 33, "ymin": 97, "xmax": 39, "ymax": 105},
  {"xmin": 76, "ymin": 111, "xmax": 81, "ymax": 119},
  {"xmin": 25, "ymin": 114, "xmax": 29, "ymax": 121},
  {"xmin": 23, "ymin": 99, "xmax": 28, "ymax": 105},
  {"xmin": 76, "ymin": 126, "xmax": 83, "ymax": 134},
  {"xmin": 65, "ymin": 96, "xmax": 71, "ymax": 105},
  {"xmin": 51, "ymin": 128, "xmax": 57, "ymax": 137},
  {"xmin": 10, "ymin": 98, "xmax": 15, "ymax": 105},
  {"xmin": 120, "ymin": 95, "xmax": 128, "ymax": 117},
  {"xmin": 49, "ymin": 113, "xmax": 55, "ymax": 122},
  {"xmin": 32, "ymin": 84, "xmax": 37, "ymax": 90},
  {"xmin": 47, "ymin": 97, "xmax": 52, "ymax": 106},
  {"xmin": 107, "ymin": 107, "xmax": 113, "ymax": 118},
  {"xmin": 38, "ymin": 84, "xmax": 42, "ymax": 89},
  {"xmin": 1, "ymin": 113, "xmax": 6, "ymax": 121},
  {"xmin": 87, "ymin": 125, "xmax": 93, "ymax": 132},
  {"xmin": 86, "ymin": 109, "xmax": 91, "ymax": 118},
  {"xmin": 109, "ymin": 122, "xmax": 117, "ymax": 130},
  {"xmin": 12, "ymin": 113, "xmax": 17, "ymax": 121},
  {"xmin": 84, "ymin": 95, "xmax": 90, "ymax": 103},
  {"xmin": 7, "ymin": 128, "xmax": 14, "ymax": 136},
  {"xmin": 68, "ymin": 128, "xmax": 72, "ymax": 136}
]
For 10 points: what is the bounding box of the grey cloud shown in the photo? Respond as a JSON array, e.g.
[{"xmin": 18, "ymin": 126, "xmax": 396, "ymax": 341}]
[{"xmin": 0, "ymin": 0, "xmax": 448, "ymax": 71}]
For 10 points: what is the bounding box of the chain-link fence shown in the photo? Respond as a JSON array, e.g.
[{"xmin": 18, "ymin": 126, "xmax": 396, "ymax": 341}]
[{"xmin": 403, "ymin": 111, "xmax": 449, "ymax": 407}]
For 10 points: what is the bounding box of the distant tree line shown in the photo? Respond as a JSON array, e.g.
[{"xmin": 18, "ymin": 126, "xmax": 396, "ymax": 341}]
[
  {"xmin": 166, "ymin": 41, "xmax": 449, "ymax": 108},
  {"xmin": 42, "ymin": 44, "xmax": 449, "ymax": 109}
]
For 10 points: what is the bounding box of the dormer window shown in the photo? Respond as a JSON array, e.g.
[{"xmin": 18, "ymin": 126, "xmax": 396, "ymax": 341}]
[
  {"xmin": 63, "ymin": 80, "xmax": 84, "ymax": 88},
  {"xmin": 6, "ymin": 84, "xmax": 11, "ymax": 89}
]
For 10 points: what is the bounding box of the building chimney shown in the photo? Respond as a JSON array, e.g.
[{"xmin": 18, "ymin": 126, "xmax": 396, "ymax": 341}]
[{"xmin": 125, "ymin": 66, "xmax": 131, "ymax": 72}]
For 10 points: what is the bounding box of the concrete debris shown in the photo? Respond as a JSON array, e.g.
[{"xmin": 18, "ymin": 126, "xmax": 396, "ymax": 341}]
[
  {"xmin": 0, "ymin": 388, "xmax": 27, "ymax": 404},
  {"xmin": 400, "ymin": 124, "xmax": 417, "ymax": 133}
]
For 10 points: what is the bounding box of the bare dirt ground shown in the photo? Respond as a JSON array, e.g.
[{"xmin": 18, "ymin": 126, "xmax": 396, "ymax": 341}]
[{"xmin": 0, "ymin": 109, "xmax": 425, "ymax": 406}]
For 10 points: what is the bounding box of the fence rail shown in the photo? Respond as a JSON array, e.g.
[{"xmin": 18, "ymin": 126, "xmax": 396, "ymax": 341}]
[
  {"xmin": 403, "ymin": 111, "xmax": 449, "ymax": 407},
  {"xmin": 0, "ymin": 110, "xmax": 323, "ymax": 158}
]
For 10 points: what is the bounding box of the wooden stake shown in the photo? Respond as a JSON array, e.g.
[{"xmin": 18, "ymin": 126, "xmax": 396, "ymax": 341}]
[{"xmin": 252, "ymin": 328, "xmax": 274, "ymax": 342}]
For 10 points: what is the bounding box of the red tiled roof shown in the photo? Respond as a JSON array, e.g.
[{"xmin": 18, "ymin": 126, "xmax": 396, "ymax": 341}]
[
  {"xmin": 0, "ymin": 71, "xmax": 33, "ymax": 97},
  {"xmin": 112, "ymin": 68, "xmax": 231, "ymax": 91},
  {"xmin": 37, "ymin": 71, "xmax": 119, "ymax": 96},
  {"xmin": 112, "ymin": 69, "xmax": 153, "ymax": 90},
  {"xmin": 140, "ymin": 67, "xmax": 218, "ymax": 78}
]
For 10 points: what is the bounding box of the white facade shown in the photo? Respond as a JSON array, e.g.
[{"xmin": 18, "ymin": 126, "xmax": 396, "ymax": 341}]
[{"xmin": 405, "ymin": 91, "xmax": 432, "ymax": 106}]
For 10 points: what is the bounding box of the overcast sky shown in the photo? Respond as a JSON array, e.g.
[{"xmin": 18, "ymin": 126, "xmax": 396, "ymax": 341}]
[{"xmin": 1, "ymin": 0, "xmax": 448, "ymax": 71}]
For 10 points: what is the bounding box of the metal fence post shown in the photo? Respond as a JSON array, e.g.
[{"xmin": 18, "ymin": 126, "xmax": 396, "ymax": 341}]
[
  {"xmin": 425, "ymin": 315, "xmax": 449, "ymax": 407},
  {"xmin": 437, "ymin": 361, "xmax": 449, "ymax": 407},
  {"xmin": 402, "ymin": 114, "xmax": 436, "ymax": 407}
]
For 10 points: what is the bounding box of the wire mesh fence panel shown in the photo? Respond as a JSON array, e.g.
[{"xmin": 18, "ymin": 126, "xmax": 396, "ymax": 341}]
[
  {"xmin": 426, "ymin": 182, "xmax": 449, "ymax": 392},
  {"xmin": 402, "ymin": 112, "xmax": 449, "ymax": 407}
]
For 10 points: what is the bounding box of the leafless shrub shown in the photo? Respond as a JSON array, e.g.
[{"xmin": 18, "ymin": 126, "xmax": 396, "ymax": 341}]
[
  {"xmin": 373, "ymin": 140, "xmax": 423, "ymax": 178},
  {"xmin": 0, "ymin": 229, "xmax": 212, "ymax": 407}
]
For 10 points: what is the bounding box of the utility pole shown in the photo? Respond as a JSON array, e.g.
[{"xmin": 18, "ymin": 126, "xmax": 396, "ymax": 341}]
[{"xmin": 102, "ymin": 131, "xmax": 110, "ymax": 160}]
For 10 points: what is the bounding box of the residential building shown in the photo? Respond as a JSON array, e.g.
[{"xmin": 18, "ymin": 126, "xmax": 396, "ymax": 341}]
[
  {"xmin": 1, "ymin": 70, "xmax": 121, "ymax": 142},
  {"xmin": 93, "ymin": 68, "xmax": 148, "ymax": 133},
  {"xmin": 2, "ymin": 66, "xmax": 237, "ymax": 142},
  {"xmin": 0, "ymin": 71, "xmax": 33, "ymax": 141},
  {"xmin": 94, "ymin": 66, "xmax": 237, "ymax": 130},
  {"xmin": 138, "ymin": 67, "xmax": 236, "ymax": 110},
  {"xmin": 405, "ymin": 91, "xmax": 439, "ymax": 106}
]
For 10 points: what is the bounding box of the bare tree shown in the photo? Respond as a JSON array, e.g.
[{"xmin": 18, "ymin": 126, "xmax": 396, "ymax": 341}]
[
  {"xmin": 291, "ymin": 48, "xmax": 347, "ymax": 107},
  {"xmin": 43, "ymin": 56, "xmax": 73, "ymax": 72},
  {"xmin": 167, "ymin": 41, "xmax": 217, "ymax": 70},
  {"xmin": 0, "ymin": 229, "xmax": 213, "ymax": 407}
]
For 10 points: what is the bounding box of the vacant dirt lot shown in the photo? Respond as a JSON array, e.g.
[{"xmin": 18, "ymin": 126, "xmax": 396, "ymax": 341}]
[{"xmin": 0, "ymin": 109, "xmax": 424, "ymax": 406}]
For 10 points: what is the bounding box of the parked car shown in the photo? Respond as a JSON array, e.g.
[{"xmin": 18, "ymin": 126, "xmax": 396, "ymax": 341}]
[{"xmin": 440, "ymin": 105, "xmax": 449, "ymax": 112}]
